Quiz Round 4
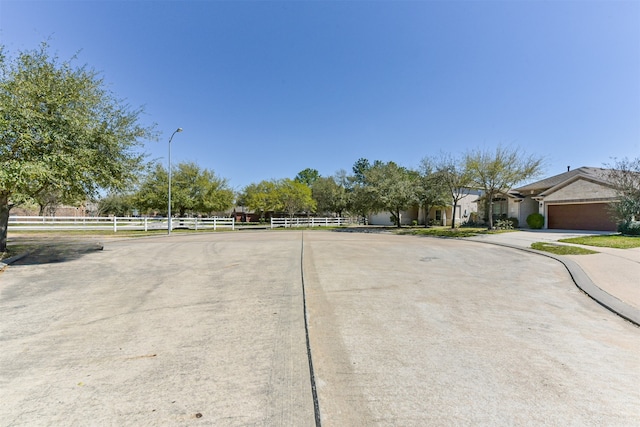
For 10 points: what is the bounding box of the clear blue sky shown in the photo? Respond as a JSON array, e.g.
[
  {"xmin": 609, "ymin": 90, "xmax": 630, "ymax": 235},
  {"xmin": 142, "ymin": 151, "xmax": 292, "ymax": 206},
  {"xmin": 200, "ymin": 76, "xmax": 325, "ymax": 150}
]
[{"xmin": 1, "ymin": 0, "xmax": 639, "ymax": 191}]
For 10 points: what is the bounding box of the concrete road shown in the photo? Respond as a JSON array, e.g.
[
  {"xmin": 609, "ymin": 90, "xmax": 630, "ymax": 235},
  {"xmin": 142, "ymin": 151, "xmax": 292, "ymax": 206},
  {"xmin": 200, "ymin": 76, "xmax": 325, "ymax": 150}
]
[
  {"xmin": 1, "ymin": 231, "xmax": 639, "ymax": 426},
  {"xmin": 0, "ymin": 232, "xmax": 314, "ymax": 426}
]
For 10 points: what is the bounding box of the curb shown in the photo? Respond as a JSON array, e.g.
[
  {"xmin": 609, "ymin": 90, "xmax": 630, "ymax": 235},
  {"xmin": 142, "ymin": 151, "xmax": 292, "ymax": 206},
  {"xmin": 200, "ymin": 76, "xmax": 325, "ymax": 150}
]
[
  {"xmin": 0, "ymin": 251, "xmax": 32, "ymax": 270},
  {"xmin": 464, "ymin": 239, "xmax": 640, "ymax": 327}
]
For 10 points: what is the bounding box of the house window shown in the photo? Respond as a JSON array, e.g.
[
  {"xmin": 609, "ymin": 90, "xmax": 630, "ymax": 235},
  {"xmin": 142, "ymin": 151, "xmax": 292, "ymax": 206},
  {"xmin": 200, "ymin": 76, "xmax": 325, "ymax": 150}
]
[
  {"xmin": 435, "ymin": 210, "xmax": 442, "ymax": 221},
  {"xmin": 492, "ymin": 198, "xmax": 508, "ymax": 219}
]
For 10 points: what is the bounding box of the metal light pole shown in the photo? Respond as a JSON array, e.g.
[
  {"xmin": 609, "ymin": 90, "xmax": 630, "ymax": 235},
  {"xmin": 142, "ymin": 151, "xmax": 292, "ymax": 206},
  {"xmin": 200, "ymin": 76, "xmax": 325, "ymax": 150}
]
[{"xmin": 168, "ymin": 128, "xmax": 183, "ymax": 234}]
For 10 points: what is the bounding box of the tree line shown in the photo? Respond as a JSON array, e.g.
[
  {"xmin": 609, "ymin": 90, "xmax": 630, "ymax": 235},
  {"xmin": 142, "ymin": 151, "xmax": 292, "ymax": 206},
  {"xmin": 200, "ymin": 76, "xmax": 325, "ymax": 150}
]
[{"xmin": 237, "ymin": 147, "xmax": 544, "ymax": 229}]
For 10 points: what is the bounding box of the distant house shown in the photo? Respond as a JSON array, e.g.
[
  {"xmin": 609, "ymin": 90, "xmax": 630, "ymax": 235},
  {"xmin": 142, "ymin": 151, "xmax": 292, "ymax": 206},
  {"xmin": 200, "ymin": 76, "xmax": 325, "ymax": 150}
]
[
  {"xmin": 368, "ymin": 191, "xmax": 480, "ymax": 227},
  {"xmin": 509, "ymin": 167, "xmax": 618, "ymax": 231}
]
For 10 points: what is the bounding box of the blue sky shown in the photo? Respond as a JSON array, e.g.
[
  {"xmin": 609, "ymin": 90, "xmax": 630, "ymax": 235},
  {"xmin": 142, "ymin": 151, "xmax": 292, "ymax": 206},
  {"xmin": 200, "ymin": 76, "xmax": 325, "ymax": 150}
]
[{"xmin": 1, "ymin": 0, "xmax": 639, "ymax": 191}]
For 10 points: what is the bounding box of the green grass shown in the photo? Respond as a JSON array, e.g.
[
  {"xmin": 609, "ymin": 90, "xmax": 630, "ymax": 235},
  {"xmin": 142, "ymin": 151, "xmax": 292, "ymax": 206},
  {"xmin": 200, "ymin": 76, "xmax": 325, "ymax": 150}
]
[
  {"xmin": 396, "ymin": 226, "xmax": 516, "ymax": 238},
  {"xmin": 558, "ymin": 235, "xmax": 640, "ymax": 249},
  {"xmin": 531, "ymin": 242, "xmax": 598, "ymax": 255}
]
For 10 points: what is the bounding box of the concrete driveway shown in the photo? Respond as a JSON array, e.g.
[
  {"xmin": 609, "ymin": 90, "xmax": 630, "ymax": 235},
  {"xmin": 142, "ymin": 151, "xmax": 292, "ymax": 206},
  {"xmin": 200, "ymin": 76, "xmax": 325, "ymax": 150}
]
[{"xmin": 1, "ymin": 231, "xmax": 638, "ymax": 426}]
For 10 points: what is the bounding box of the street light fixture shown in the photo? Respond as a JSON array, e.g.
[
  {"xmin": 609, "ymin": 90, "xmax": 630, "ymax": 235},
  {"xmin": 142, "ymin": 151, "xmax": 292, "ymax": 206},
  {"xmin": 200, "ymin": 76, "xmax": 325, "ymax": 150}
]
[{"xmin": 168, "ymin": 127, "xmax": 183, "ymax": 235}]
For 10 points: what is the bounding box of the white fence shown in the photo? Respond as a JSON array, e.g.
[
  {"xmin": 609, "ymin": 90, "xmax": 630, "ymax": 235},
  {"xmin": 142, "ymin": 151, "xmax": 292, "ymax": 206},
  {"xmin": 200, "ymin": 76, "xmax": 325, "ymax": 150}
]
[
  {"xmin": 8, "ymin": 216, "xmax": 235, "ymax": 232},
  {"xmin": 270, "ymin": 217, "xmax": 350, "ymax": 228}
]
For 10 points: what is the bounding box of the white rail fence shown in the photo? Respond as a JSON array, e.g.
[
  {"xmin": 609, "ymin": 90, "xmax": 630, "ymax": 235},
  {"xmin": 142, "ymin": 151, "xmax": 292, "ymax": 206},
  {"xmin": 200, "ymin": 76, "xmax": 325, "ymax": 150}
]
[
  {"xmin": 270, "ymin": 217, "xmax": 350, "ymax": 228},
  {"xmin": 8, "ymin": 216, "xmax": 235, "ymax": 232}
]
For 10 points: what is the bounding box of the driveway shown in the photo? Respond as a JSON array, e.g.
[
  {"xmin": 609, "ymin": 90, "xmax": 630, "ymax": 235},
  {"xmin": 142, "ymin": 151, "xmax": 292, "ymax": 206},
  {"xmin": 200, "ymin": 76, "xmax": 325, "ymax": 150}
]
[{"xmin": 1, "ymin": 231, "xmax": 638, "ymax": 426}]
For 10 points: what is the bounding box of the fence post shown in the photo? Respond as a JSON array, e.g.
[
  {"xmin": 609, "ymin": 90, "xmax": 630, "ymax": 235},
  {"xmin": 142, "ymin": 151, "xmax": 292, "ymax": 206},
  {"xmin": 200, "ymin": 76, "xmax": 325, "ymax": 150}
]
[
  {"xmin": 231, "ymin": 217, "xmax": 235, "ymax": 230},
  {"xmin": 144, "ymin": 217, "xmax": 148, "ymax": 232},
  {"xmin": 214, "ymin": 218, "xmax": 217, "ymax": 231},
  {"xmin": 113, "ymin": 216, "xmax": 117, "ymax": 232},
  {"xmin": 195, "ymin": 218, "xmax": 199, "ymax": 231}
]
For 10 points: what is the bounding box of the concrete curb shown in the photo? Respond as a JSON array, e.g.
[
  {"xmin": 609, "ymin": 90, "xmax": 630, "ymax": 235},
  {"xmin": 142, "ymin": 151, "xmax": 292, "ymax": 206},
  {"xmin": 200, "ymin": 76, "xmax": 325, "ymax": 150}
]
[
  {"xmin": 0, "ymin": 251, "xmax": 32, "ymax": 270},
  {"xmin": 464, "ymin": 239, "xmax": 640, "ymax": 327}
]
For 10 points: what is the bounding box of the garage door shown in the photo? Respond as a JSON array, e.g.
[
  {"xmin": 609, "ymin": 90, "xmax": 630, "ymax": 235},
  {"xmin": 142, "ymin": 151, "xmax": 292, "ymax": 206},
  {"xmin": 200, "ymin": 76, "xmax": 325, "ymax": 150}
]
[{"xmin": 547, "ymin": 203, "xmax": 617, "ymax": 231}]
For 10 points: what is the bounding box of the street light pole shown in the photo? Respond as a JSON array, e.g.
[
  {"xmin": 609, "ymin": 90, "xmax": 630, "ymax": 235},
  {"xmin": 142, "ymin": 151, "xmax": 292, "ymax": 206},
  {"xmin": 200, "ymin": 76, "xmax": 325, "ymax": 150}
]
[{"xmin": 168, "ymin": 127, "xmax": 183, "ymax": 235}]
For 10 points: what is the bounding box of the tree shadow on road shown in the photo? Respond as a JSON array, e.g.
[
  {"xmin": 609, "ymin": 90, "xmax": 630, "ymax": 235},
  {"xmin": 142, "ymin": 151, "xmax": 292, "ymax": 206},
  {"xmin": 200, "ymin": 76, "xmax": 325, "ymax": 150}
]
[{"xmin": 10, "ymin": 242, "xmax": 104, "ymax": 265}]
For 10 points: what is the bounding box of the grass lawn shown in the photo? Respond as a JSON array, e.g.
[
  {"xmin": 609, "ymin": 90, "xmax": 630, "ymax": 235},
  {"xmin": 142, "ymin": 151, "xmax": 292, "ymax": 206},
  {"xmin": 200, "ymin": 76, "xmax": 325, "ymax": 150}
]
[
  {"xmin": 558, "ymin": 235, "xmax": 640, "ymax": 249},
  {"xmin": 397, "ymin": 226, "xmax": 516, "ymax": 238},
  {"xmin": 531, "ymin": 242, "xmax": 598, "ymax": 255}
]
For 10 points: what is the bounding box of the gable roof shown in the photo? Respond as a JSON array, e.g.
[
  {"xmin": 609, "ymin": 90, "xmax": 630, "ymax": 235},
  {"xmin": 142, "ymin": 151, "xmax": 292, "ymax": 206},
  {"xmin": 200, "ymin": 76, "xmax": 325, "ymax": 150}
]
[{"xmin": 514, "ymin": 167, "xmax": 611, "ymax": 194}]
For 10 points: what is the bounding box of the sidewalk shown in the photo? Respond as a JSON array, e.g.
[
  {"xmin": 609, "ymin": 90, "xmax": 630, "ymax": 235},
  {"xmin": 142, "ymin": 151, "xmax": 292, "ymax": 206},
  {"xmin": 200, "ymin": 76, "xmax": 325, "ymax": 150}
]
[{"xmin": 466, "ymin": 230, "xmax": 640, "ymax": 326}]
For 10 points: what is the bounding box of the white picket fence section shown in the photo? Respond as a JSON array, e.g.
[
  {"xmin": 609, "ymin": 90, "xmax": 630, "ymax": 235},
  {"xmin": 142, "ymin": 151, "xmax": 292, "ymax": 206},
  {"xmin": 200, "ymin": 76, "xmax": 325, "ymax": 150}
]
[
  {"xmin": 8, "ymin": 216, "xmax": 235, "ymax": 232},
  {"xmin": 270, "ymin": 217, "xmax": 350, "ymax": 228}
]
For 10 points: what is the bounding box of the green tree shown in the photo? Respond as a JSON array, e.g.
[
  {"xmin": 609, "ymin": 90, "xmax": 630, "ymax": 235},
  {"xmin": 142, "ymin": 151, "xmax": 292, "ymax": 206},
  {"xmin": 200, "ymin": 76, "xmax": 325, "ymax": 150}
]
[
  {"xmin": 352, "ymin": 158, "xmax": 371, "ymax": 184},
  {"xmin": 0, "ymin": 43, "xmax": 154, "ymax": 251},
  {"xmin": 277, "ymin": 178, "xmax": 316, "ymax": 217},
  {"xmin": 606, "ymin": 157, "xmax": 640, "ymax": 225},
  {"xmin": 134, "ymin": 163, "xmax": 169, "ymax": 215},
  {"xmin": 465, "ymin": 145, "xmax": 544, "ymax": 229},
  {"xmin": 417, "ymin": 158, "xmax": 449, "ymax": 227},
  {"xmin": 345, "ymin": 159, "xmax": 377, "ymax": 221},
  {"xmin": 134, "ymin": 162, "xmax": 233, "ymax": 217},
  {"xmin": 240, "ymin": 180, "xmax": 279, "ymax": 220},
  {"xmin": 364, "ymin": 161, "xmax": 418, "ymax": 227},
  {"xmin": 311, "ymin": 176, "xmax": 348, "ymax": 216},
  {"xmin": 98, "ymin": 192, "xmax": 136, "ymax": 217},
  {"xmin": 294, "ymin": 168, "xmax": 320, "ymax": 187}
]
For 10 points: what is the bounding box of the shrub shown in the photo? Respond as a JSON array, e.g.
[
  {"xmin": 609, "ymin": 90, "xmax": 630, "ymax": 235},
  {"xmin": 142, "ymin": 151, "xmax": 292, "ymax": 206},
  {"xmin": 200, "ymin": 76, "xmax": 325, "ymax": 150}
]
[
  {"xmin": 526, "ymin": 213, "xmax": 544, "ymax": 229},
  {"xmin": 618, "ymin": 221, "xmax": 640, "ymax": 236},
  {"xmin": 508, "ymin": 217, "xmax": 519, "ymax": 228},
  {"xmin": 495, "ymin": 218, "xmax": 514, "ymax": 230}
]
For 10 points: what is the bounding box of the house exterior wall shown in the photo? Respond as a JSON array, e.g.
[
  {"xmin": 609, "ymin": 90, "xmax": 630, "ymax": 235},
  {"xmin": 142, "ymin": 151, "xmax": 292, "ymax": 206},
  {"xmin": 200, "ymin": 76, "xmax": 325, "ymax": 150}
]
[
  {"xmin": 420, "ymin": 193, "xmax": 478, "ymax": 226},
  {"xmin": 421, "ymin": 206, "xmax": 451, "ymax": 226},
  {"xmin": 543, "ymin": 179, "xmax": 617, "ymax": 203},
  {"xmin": 457, "ymin": 193, "xmax": 479, "ymax": 225},
  {"xmin": 368, "ymin": 193, "xmax": 478, "ymax": 227},
  {"xmin": 516, "ymin": 197, "xmax": 540, "ymax": 228},
  {"xmin": 368, "ymin": 207, "xmax": 419, "ymax": 226}
]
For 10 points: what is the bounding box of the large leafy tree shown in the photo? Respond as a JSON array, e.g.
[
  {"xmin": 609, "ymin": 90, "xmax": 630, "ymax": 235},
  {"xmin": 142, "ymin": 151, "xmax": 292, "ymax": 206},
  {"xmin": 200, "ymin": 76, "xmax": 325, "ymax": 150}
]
[
  {"xmin": 98, "ymin": 192, "xmax": 137, "ymax": 217},
  {"xmin": 364, "ymin": 161, "xmax": 418, "ymax": 227},
  {"xmin": 312, "ymin": 176, "xmax": 348, "ymax": 216},
  {"xmin": 0, "ymin": 43, "xmax": 154, "ymax": 251},
  {"xmin": 134, "ymin": 161, "xmax": 234, "ymax": 217},
  {"xmin": 240, "ymin": 178, "xmax": 316, "ymax": 219},
  {"xmin": 277, "ymin": 178, "xmax": 316, "ymax": 217},
  {"xmin": 465, "ymin": 145, "xmax": 543, "ymax": 229},
  {"xmin": 239, "ymin": 180, "xmax": 279, "ymax": 220}
]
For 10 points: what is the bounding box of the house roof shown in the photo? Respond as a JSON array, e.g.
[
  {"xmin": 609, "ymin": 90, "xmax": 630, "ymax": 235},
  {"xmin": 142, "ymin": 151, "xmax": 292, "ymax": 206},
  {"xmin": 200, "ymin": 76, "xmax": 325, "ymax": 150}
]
[{"xmin": 514, "ymin": 167, "xmax": 611, "ymax": 194}]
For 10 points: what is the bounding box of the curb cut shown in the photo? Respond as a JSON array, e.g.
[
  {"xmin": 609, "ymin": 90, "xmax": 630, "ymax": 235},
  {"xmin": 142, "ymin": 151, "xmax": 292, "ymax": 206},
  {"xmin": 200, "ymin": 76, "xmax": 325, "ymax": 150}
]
[{"xmin": 464, "ymin": 239, "xmax": 640, "ymax": 327}]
